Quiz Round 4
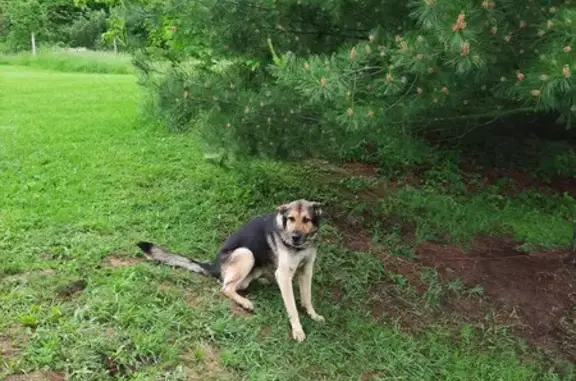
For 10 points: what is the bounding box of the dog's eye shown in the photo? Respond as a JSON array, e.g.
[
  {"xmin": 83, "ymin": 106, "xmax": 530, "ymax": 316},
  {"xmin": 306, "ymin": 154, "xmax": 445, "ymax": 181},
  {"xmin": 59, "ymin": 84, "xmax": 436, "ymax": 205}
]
[
  {"xmin": 302, "ymin": 217, "xmax": 311, "ymax": 223},
  {"xmin": 287, "ymin": 216, "xmax": 295, "ymax": 222}
]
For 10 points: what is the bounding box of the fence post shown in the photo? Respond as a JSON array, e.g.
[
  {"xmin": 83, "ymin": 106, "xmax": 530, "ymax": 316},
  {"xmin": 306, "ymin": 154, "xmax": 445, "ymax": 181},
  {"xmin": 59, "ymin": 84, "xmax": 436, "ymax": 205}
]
[{"xmin": 31, "ymin": 32, "xmax": 37, "ymax": 55}]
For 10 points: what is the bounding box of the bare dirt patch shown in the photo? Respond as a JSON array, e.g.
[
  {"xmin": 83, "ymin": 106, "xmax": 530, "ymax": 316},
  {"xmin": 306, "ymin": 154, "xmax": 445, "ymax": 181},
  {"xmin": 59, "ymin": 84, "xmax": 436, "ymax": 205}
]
[
  {"xmin": 56, "ymin": 280, "xmax": 87, "ymax": 298},
  {"xmin": 341, "ymin": 162, "xmax": 380, "ymax": 178},
  {"xmin": 6, "ymin": 371, "xmax": 65, "ymax": 381},
  {"xmin": 3, "ymin": 270, "xmax": 56, "ymax": 282},
  {"xmin": 155, "ymin": 281, "xmax": 209, "ymax": 309},
  {"xmin": 106, "ymin": 256, "xmax": 143, "ymax": 267},
  {"xmin": 185, "ymin": 291, "xmax": 208, "ymax": 309},
  {"xmin": 337, "ymin": 157, "xmax": 576, "ymax": 199},
  {"xmin": 343, "ymin": 224, "xmax": 374, "ymax": 252},
  {"xmin": 229, "ymin": 300, "xmax": 254, "ymax": 318},
  {"xmin": 0, "ymin": 335, "xmax": 21, "ymax": 360},
  {"xmin": 181, "ymin": 343, "xmax": 233, "ymax": 381},
  {"xmin": 259, "ymin": 325, "xmax": 272, "ymax": 337},
  {"xmin": 361, "ymin": 371, "xmax": 384, "ymax": 381},
  {"xmin": 1, "ymin": 326, "xmax": 29, "ymax": 360},
  {"xmin": 368, "ymin": 251, "xmax": 518, "ymax": 335},
  {"xmin": 460, "ymin": 161, "xmax": 576, "ymax": 197},
  {"xmin": 416, "ymin": 236, "xmax": 576, "ymax": 360},
  {"xmin": 340, "ymin": 161, "xmax": 425, "ymax": 189},
  {"xmin": 337, "ymin": 217, "xmax": 575, "ymax": 361}
]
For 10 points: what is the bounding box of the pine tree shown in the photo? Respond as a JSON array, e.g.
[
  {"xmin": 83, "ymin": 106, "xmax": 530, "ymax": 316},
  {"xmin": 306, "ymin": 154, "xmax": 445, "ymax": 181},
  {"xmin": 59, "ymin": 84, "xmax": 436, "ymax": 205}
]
[{"xmin": 130, "ymin": 0, "xmax": 575, "ymax": 167}]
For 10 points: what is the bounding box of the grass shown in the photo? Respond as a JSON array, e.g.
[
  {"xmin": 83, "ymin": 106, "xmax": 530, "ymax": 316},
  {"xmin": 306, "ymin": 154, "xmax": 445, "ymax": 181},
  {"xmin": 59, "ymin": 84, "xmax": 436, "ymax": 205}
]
[
  {"xmin": 0, "ymin": 64, "xmax": 574, "ymax": 380},
  {"xmin": 327, "ymin": 165, "xmax": 574, "ymax": 250},
  {"xmin": 0, "ymin": 49, "xmax": 134, "ymax": 74},
  {"xmin": 385, "ymin": 183, "xmax": 573, "ymax": 248}
]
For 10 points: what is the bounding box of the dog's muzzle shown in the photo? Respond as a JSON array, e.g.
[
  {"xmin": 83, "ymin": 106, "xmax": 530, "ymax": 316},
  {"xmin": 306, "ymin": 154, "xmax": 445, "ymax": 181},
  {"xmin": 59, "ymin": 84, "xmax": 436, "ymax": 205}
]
[{"xmin": 291, "ymin": 232, "xmax": 303, "ymax": 246}]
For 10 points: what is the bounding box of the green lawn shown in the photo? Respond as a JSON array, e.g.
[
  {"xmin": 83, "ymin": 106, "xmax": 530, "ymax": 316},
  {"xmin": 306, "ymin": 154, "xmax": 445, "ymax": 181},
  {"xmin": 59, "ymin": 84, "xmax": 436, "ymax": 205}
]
[{"xmin": 0, "ymin": 65, "xmax": 571, "ymax": 380}]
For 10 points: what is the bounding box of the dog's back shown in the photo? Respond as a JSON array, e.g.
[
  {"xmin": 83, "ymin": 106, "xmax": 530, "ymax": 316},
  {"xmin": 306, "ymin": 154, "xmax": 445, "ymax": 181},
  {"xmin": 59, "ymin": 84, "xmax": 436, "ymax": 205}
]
[{"xmin": 218, "ymin": 212, "xmax": 277, "ymax": 269}]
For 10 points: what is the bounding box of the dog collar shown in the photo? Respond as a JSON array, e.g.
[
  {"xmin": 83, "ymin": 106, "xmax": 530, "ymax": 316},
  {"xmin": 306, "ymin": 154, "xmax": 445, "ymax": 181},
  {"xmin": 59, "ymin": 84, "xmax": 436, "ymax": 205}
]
[{"xmin": 280, "ymin": 238, "xmax": 308, "ymax": 252}]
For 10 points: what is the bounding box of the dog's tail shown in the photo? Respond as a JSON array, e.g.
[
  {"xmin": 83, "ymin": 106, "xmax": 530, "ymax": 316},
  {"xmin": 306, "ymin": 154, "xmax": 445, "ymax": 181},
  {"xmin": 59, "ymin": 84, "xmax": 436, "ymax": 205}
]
[{"xmin": 136, "ymin": 241, "xmax": 219, "ymax": 278}]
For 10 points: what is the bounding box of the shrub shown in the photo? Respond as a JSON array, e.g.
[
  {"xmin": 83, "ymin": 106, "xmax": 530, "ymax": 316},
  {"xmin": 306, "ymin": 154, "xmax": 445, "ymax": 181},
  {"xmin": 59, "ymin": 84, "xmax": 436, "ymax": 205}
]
[{"xmin": 131, "ymin": 0, "xmax": 575, "ymax": 168}]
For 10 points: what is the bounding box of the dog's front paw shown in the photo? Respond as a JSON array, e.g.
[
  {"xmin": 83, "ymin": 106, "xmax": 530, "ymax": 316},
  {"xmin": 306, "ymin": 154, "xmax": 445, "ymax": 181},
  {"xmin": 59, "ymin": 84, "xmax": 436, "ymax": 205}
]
[
  {"xmin": 310, "ymin": 312, "xmax": 325, "ymax": 322},
  {"xmin": 292, "ymin": 327, "xmax": 306, "ymax": 342},
  {"xmin": 239, "ymin": 299, "xmax": 254, "ymax": 311}
]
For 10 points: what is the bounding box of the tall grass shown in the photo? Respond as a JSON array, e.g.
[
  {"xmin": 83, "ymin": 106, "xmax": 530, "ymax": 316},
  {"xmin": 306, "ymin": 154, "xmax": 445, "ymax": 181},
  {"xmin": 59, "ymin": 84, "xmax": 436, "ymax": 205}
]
[{"xmin": 0, "ymin": 49, "xmax": 134, "ymax": 74}]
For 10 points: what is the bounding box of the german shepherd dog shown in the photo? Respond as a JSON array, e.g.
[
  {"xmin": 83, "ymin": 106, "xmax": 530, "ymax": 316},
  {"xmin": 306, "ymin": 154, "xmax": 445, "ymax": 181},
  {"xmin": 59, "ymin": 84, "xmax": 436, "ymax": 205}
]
[{"xmin": 136, "ymin": 199, "xmax": 325, "ymax": 342}]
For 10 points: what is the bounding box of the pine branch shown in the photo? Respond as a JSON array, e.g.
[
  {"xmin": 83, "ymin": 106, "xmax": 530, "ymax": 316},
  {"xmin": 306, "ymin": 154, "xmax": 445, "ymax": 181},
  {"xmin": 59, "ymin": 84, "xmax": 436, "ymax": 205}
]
[
  {"xmin": 429, "ymin": 107, "xmax": 534, "ymax": 123},
  {"xmin": 382, "ymin": 75, "xmax": 418, "ymax": 113},
  {"xmin": 261, "ymin": 27, "xmax": 366, "ymax": 40}
]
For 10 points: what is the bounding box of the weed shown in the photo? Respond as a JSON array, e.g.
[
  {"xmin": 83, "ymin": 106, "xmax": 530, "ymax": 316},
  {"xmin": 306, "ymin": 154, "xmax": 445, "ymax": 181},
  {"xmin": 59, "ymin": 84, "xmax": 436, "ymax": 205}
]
[
  {"xmin": 421, "ymin": 268, "xmax": 444, "ymax": 308},
  {"xmin": 447, "ymin": 278, "xmax": 465, "ymax": 293},
  {"xmin": 465, "ymin": 285, "xmax": 485, "ymax": 298}
]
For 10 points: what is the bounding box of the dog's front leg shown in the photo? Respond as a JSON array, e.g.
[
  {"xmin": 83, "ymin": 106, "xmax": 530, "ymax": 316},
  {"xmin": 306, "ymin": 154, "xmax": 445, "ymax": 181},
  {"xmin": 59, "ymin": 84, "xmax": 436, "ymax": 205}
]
[
  {"xmin": 298, "ymin": 257, "xmax": 324, "ymax": 323},
  {"xmin": 275, "ymin": 266, "xmax": 306, "ymax": 342}
]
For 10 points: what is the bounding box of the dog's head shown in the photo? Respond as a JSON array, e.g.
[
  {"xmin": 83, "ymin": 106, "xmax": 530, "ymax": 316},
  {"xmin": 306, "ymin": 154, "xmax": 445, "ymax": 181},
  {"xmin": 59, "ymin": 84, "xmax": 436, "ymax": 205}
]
[{"xmin": 275, "ymin": 199, "xmax": 324, "ymax": 248}]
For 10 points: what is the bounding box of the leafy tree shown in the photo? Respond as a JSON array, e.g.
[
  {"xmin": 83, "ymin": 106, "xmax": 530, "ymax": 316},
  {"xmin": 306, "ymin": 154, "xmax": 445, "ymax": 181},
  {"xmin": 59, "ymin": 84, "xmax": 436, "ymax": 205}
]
[{"xmin": 1, "ymin": 0, "xmax": 48, "ymax": 52}]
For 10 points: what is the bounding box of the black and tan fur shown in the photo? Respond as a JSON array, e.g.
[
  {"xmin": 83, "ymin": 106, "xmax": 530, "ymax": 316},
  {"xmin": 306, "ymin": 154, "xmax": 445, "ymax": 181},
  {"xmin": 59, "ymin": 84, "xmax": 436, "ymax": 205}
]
[{"xmin": 136, "ymin": 199, "xmax": 325, "ymax": 342}]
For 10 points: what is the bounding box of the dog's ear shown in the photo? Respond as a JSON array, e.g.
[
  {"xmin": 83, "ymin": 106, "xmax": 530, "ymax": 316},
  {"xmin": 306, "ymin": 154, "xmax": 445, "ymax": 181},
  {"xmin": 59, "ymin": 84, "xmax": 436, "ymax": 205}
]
[
  {"xmin": 276, "ymin": 203, "xmax": 289, "ymax": 215},
  {"xmin": 310, "ymin": 201, "xmax": 324, "ymax": 219}
]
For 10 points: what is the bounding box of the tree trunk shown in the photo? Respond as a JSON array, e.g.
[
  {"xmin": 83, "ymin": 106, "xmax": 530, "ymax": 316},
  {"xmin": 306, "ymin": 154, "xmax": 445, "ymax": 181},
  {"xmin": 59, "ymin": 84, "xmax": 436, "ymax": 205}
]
[
  {"xmin": 31, "ymin": 32, "xmax": 37, "ymax": 55},
  {"xmin": 113, "ymin": 37, "xmax": 118, "ymax": 54}
]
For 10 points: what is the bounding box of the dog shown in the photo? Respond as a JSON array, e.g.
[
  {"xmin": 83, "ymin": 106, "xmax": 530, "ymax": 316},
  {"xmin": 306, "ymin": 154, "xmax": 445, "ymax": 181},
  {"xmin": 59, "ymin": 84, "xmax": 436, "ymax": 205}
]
[{"xmin": 136, "ymin": 199, "xmax": 325, "ymax": 342}]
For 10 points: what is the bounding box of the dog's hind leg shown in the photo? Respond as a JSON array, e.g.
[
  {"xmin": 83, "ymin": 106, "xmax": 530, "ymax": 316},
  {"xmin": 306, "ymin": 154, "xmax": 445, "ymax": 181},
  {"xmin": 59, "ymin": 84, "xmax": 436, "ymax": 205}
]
[
  {"xmin": 237, "ymin": 268, "xmax": 262, "ymax": 291},
  {"xmin": 220, "ymin": 248, "xmax": 256, "ymax": 311}
]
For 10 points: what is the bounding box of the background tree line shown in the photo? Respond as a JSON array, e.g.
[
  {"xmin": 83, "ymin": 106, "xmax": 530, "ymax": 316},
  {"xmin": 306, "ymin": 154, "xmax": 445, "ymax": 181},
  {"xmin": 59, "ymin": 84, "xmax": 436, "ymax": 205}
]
[{"xmin": 0, "ymin": 0, "xmax": 111, "ymax": 52}]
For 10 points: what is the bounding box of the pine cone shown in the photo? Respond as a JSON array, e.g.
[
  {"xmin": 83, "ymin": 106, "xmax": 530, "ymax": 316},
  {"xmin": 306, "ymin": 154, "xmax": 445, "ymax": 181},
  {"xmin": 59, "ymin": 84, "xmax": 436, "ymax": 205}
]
[{"xmin": 350, "ymin": 47, "xmax": 357, "ymax": 60}]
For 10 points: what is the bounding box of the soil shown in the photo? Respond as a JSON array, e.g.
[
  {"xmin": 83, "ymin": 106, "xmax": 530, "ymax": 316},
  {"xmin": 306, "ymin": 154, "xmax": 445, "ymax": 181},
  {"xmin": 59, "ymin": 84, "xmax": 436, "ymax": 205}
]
[
  {"xmin": 181, "ymin": 343, "xmax": 233, "ymax": 381},
  {"xmin": 106, "ymin": 256, "xmax": 142, "ymax": 267},
  {"xmin": 341, "ymin": 158, "xmax": 576, "ymax": 198},
  {"xmin": 416, "ymin": 236, "xmax": 576, "ymax": 360},
  {"xmin": 229, "ymin": 302, "xmax": 254, "ymax": 318},
  {"xmin": 0, "ymin": 326, "xmax": 29, "ymax": 361},
  {"xmin": 460, "ymin": 162, "xmax": 576, "ymax": 197},
  {"xmin": 343, "ymin": 225, "xmax": 374, "ymax": 252},
  {"xmin": 332, "ymin": 210, "xmax": 576, "ymax": 362},
  {"xmin": 0, "ymin": 335, "xmax": 19, "ymax": 359},
  {"xmin": 341, "ymin": 162, "xmax": 380, "ymax": 178},
  {"xmin": 6, "ymin": 371, "xmax": 65, "ymax": 381},
  {"xmin": 3, "ymin": 270, "xmax": 56, "ymax": 282},
  {"xmin": 56, "ymin": 280, "xmax": 87, "ymax": 298}
]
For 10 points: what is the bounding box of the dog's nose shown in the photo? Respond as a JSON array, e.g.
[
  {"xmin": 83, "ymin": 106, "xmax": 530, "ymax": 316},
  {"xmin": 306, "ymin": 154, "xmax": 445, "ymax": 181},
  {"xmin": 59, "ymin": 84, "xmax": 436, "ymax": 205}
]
[{"xmin": 292, "ymin": 232, "xmax": 303, "ymax": 243}]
